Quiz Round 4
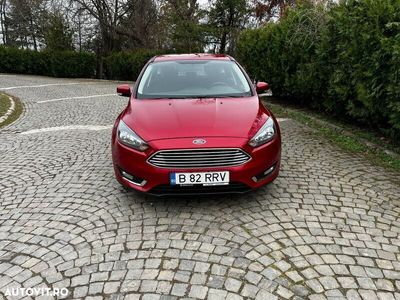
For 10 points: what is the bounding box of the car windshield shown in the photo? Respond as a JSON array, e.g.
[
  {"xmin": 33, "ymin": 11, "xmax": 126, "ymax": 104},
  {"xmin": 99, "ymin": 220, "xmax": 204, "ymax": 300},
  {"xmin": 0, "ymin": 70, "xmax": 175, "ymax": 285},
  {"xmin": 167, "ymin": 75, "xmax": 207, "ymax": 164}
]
[{"xmin": 137, "ymin": 60, "xmax": 252, "ymax": 99}]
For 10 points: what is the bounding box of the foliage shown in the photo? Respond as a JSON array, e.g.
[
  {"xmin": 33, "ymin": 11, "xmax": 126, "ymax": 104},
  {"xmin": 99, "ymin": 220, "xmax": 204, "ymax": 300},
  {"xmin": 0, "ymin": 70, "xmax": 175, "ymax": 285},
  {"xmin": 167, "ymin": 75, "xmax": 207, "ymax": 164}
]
[
  {"xmin": 255, "ymin": 0, "xmax": 296, "ymax": 22},
  {"xmin": 0, "ymin": 0, "xmax": 254, "ymax": 55},
  {"xmin": 0, "ymin": 46, "xmax": 159, "ymax": 80},
  {"xmin": 208, "ymin": 0, "xmax": 250, "ymax": 54},
  {"xmin": 237, "ymin": 0, "xmax": 400, "ymax": 141},
  {"xmin": 43, "ymin": 12, "xmax": 74, "ymax": 51},
  {"xmin": 159, "ymin": 0, "xmax": 208, "ymax": 53},
  {"xmin": 0, "ymin": 46, "xmax": 96, "ymax": 77},
  {"xmin": 5, "ymin": 0, "xmax": 46, "ymax": 50},
  {"xmin": 103, "ymin": 49, "xmax": 160, "ymax": 81},
  {"xmin": 70, "ymin": 0, "xmax": 157, "ymax": 55}
]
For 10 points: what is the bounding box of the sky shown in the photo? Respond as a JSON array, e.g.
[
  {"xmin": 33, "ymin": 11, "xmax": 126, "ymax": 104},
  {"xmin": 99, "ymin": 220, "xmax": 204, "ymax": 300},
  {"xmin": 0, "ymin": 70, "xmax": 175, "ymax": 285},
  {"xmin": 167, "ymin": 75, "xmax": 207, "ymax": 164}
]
[{"xmin": 198, "ymin": 0, "xmax": 209, "ymax": 7}]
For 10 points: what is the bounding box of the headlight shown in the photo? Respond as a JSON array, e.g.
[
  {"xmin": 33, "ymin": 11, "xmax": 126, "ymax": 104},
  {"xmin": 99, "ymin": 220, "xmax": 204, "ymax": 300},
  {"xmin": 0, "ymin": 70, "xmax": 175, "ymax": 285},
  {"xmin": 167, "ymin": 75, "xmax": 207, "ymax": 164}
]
[
  {"xmin": 117, "ymin": 120, "xmax": 148, "ymax": 151},
  {"xmin": 248, "ymin": 117, "xmax": 275, "ymax": 147}
]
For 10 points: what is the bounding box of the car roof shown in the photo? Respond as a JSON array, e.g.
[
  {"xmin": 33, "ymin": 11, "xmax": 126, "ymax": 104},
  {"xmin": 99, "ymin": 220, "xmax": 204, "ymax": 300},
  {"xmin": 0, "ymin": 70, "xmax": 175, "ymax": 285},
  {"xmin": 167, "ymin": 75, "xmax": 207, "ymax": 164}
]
[{"xmin": 153, "ymin": 53, "xmax": 232, "ymax": 62}]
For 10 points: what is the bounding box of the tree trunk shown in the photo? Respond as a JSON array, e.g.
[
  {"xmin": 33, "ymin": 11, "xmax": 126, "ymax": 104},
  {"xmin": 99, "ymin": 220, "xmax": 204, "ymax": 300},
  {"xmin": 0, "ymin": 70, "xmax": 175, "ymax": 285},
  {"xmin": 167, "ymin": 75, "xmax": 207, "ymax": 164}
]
[
  {"xmin": 228, "ymin": 37, "xmax": 235, "ymax": 55},
  {"xmin": 97, "ymin": 56, "xmax": 103, "ymax": 79},
  {"xmin": 226, "ymin": 4, "xmax": 234, "ymax": 55},
  {"xmin": 78, "ymin": 15, "xmax": 82, "ymax": 52},
  {"xmin": 0, "ymin": 0, "xmax": 8, "ymax": 44},
  {"xmin": 220, "ymin": 31, "xmax": 227, "ymax": 54},
  {"xmin": 29, "ymin": 17, "xmax": 37, "ymax": 51},
  {"xmin": 0, "ymin": 13, "xmax": 5, "ymax": 44},
  {"xmin": 96, "ymin": 42, "xmax": 104, "ymax": 79}
]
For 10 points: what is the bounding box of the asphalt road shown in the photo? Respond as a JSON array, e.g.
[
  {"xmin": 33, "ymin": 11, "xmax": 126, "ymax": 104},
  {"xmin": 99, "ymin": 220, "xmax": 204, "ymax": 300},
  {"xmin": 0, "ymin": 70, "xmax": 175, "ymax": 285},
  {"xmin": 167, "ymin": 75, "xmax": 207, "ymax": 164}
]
[{"xmin": 0, "ymin": 74, "xmax": 399, "ymax": 300}]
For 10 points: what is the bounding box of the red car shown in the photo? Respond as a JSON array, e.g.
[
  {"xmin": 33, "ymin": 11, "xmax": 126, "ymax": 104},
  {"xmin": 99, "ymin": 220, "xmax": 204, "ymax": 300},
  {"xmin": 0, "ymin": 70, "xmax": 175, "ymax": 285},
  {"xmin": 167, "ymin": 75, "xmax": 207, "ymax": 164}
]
[{"xmin": 112, "ymin": 54, "xmax": 281, "ymax": 196}]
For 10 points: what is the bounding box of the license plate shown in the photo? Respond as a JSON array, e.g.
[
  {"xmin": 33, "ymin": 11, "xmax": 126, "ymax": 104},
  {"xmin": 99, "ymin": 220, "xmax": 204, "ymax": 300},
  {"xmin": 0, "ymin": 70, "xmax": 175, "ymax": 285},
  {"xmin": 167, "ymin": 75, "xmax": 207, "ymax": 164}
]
[{"xmin": 170, "ymin": 171, "xmax": 229, "ymax": 186}]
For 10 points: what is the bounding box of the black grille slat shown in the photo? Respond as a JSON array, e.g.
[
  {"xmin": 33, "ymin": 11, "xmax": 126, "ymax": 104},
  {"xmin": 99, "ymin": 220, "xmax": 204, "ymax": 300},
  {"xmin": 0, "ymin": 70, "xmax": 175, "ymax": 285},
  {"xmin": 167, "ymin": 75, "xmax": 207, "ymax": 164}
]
[
  {"xmin": 151, "ymin": 155, "xmax": 247, "ymax": 161},
  {"xmin": 151, "ymin": 161, "xmax": 249, "ymax": 167},
  {"xmin": 154, "ymin": 149, "xmax": 241, "ymax": 154},
  {"xmin": 149, "ymin": 182, "xmax": 251, "ymax": 196},
  {"xmin": 156, "ymin": 150, "xmax": 241, "ymax": 155},
  {"xmin": 148, "ymin": 148, "xmax": 251, "ymax": 168},
  {"xmin": 150, "ymin": 158, "xmax": 248, "ymax": 164}
]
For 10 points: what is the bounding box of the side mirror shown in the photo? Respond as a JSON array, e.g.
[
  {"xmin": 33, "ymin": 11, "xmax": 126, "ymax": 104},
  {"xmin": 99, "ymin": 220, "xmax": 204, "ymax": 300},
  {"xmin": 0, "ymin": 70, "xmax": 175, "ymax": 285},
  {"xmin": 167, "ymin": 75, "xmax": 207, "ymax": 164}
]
[
  {"xmin": 117, "ymin": 84, "xmax": 131, "ymax": 97},
  {"xmin": 256, "ymin": 82, "xmax": 269, "ymax": 93}
]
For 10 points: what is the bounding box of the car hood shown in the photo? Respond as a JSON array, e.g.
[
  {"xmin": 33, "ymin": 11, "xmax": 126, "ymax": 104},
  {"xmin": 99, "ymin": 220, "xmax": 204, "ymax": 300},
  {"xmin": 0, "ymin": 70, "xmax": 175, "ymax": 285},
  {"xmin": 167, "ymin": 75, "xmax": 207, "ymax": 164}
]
[{"xmin": 123, "ymin": 96, "xmax": 267, "ymax": 141}]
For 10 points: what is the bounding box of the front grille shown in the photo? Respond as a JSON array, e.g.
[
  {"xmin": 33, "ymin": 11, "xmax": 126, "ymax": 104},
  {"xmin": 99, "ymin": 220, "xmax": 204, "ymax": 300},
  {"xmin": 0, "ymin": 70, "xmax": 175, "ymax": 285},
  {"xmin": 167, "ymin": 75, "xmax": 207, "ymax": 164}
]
[
  {"xmin": 148, "ymin": 182, "xmax": 251, "ymax": 196},
  {"xmin": 147, "ymin": 148, "xmax": 251, "ymax": 168}
]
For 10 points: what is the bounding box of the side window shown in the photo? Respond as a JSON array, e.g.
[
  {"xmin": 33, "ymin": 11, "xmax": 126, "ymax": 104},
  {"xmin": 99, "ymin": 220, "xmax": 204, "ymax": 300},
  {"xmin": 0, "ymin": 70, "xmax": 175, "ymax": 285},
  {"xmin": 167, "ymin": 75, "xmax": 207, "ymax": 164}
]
[{"xmin": 138, "ymin": 64, "xmax": 154, "ymax": 94}]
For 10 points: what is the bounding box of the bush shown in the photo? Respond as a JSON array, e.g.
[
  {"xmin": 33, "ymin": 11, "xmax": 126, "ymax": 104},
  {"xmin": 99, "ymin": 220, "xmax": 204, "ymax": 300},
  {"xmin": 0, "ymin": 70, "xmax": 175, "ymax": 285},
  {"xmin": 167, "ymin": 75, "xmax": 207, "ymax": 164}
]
[
  {"xmin": 0, "ymin": 46, "xmax": 96, "ymax": 78},
  {"xmin": 103, "ymin": 49, "xmax": 160, "ymax": 81},
  {"xmin": 0, "ymin": 46, "xmax": 160, "ymax": 81},
  {"xmin": 0, "ymin": 46, "xmax": 157, "ymax": 80},
  {"xmin": 47, "ymin": 51, "xmax": 96, "ymax": 78},
  {"xmin": 236, "ymin": 0, "xmax": 400, "ymax": 141}
]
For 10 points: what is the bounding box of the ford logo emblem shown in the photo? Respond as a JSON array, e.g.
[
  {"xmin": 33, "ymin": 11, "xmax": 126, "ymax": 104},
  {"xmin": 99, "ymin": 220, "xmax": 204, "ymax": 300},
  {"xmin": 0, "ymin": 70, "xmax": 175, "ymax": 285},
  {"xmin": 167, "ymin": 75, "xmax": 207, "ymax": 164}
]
[{"xmin": 193, "ymin": 139, "xmax": 206, "ymax": 145}]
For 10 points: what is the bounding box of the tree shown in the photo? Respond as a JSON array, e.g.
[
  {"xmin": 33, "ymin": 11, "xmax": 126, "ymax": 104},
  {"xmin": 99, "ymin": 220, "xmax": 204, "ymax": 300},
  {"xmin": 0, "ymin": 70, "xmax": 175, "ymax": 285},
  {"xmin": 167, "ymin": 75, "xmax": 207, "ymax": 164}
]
[
  {"xmin": 0, "ymin": 0, "xmax": 9, "ymax": 44},
  {"xmin": 69, "ymin": 0, "xmax": 160, "ymax": 55},
  {"xmin": 159, "ymin": 0, "xmax": 207, "ymax": 52},
  {"xmin": 62, "ymin": 0, "xmax": 164, "ymax": 78},
  {"xmin": 7, "ymin": 0, "xmax": 46, "ymax": 50},
  {"xmin": 208, "ymin": 0, "xmax": 250, "ymax": 54},
  {"xmin": 44, "ymin": 12, "xmax": 74, "ymax": 51},
  {"xmin": 255, "ymin": 0, "xmax": 296, "ymax": 22}
]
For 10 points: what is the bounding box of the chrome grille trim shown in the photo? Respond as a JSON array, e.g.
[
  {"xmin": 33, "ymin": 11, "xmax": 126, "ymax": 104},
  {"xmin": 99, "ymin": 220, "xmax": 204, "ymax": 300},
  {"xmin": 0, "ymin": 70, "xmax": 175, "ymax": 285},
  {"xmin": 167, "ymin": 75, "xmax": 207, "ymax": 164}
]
[{"xmin": 147, "ymin": 148, "xmax": 251, "ymax": 168}]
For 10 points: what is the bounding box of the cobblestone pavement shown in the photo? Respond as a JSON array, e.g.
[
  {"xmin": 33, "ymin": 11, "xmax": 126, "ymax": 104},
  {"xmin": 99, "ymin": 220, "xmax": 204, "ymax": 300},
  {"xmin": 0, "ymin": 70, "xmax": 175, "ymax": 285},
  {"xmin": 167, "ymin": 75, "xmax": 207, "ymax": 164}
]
[{"xmin": 0, "ymin": 74, "xmax": 399, "ymax": 300}]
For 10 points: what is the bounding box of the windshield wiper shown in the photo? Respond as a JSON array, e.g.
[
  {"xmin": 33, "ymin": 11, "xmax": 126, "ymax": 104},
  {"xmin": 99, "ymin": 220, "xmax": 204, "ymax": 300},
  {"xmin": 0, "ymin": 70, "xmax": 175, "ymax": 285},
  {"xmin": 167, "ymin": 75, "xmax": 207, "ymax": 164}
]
[
  {"xmin": 145, "ymin": 96, "xmax": 181, "ymax": 99},
  {"xmin": 215, "ymin": 95, "xmax": 246, "ymax": 98}
]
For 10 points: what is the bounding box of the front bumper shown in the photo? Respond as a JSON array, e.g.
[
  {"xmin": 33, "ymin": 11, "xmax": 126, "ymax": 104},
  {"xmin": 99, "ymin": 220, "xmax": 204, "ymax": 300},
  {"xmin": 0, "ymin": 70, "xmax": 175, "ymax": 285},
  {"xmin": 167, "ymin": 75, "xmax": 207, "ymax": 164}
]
[{"xmin": 112, "ymin": 136, "xmax": 281, "ymax": 195}]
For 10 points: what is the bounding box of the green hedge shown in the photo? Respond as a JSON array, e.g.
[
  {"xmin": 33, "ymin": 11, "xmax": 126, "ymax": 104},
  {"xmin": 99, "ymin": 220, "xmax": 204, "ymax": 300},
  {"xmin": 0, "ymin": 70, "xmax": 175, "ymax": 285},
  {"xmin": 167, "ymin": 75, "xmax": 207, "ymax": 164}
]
[
  {"xmin": 103, "ymin": 49, "xmax": 160, "ymax": 81},
  {"xmin": 0, "ymin": 46, "xmax": 96, "ymax": 78},
  {"xmin": 237, "ymin": 0, "xmax": 400, "ymax": 141},
  {"xmin": 0, "ymin": 47, "xmax": 158, "ymax": 80}
]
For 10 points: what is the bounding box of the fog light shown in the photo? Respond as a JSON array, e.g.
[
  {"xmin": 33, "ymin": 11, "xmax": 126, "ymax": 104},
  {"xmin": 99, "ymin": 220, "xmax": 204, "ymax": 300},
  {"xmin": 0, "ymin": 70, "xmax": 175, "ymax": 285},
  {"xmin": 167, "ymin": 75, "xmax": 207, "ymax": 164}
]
[
  {"xmin": 120, "ymin": 169, "xmax": 147, "ymax": 186},
  {"xmin": 252, "ymin": 165, "xmax": 275, "ymax": 182}
]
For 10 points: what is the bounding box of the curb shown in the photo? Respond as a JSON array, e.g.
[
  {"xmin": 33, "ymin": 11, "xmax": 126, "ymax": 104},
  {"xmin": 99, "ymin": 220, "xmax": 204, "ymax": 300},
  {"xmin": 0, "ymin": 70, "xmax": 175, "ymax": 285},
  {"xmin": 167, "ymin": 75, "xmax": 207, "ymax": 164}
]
[{"xmin": 0, "ymin": 96, "xmax": 15, "ymax": 125}]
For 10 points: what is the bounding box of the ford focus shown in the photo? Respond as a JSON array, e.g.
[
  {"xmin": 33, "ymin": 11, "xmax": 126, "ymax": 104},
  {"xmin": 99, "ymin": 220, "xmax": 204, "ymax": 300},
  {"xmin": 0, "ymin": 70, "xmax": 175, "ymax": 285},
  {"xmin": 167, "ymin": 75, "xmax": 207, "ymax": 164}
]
[{"xmin": 112, "ymin": 54, "xmax": 281, "ymax": 196}]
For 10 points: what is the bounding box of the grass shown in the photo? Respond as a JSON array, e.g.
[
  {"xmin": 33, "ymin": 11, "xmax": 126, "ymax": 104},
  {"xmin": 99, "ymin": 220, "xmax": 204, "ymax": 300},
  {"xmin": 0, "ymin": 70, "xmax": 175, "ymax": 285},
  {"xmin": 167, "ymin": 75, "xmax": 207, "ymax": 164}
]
[
  {"xmin": 264, "ymin": 100, "xmax": 400, "ymax": 172},
  {"xmin": 0, "ymin": 93, "xmax": 11, "ymax": 116},
  {"xmin": 0, "ymin": 93, "xmax": 23, "ymax": 129}
]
